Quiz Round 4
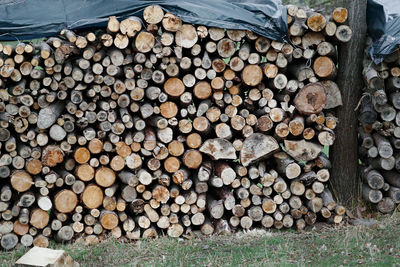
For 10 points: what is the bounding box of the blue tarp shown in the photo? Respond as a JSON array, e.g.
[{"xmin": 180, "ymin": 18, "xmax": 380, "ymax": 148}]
[
  {"xmin": 368, "ymin": 0, "xmax": 400, "ymax": 64},
  {"xmin": 0, "ymin": 0, "xmax": 288, "ymax": 42}
]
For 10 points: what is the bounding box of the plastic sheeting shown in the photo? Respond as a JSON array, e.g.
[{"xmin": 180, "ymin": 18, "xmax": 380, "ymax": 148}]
[
  {"xmin": 0, "ymin": 0, "xmax": 288, "ymax": 42},
  {"xmin": 368, "ymin": 0, "xmax": 400, "ymax": 64}
]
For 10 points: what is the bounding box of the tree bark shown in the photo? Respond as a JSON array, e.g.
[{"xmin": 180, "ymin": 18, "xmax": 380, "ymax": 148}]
[{"xmin": 331, "ymin": 0, "xmax": 367, "ymax": 205}]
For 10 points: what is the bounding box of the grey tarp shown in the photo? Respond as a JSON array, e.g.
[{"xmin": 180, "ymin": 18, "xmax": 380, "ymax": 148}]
[
  {"xmin": 368, "ymin": 0, "xmax": 400, "ymax": 64},
  {"xmin": 0, "ymin": 0, "xmax": 288, "ymax": 42}
]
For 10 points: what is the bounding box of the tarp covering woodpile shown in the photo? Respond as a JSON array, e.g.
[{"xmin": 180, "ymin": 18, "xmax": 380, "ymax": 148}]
[
  {"xmin": 0, "ymin": 0, "xmax": 288, "ymax": 42},
  {"xmin": 367, "ymin": 0, "xmax": 400, "ymax": 64}
]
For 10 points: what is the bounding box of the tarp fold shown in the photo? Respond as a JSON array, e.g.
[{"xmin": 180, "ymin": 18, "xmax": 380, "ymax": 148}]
[
  {"xmin": 368, "ymin": 0, "xmax": 400, "ymax": 64},
  {"xmin": 0, "ymin": 0, "xmax": 288, "ymax": 42}
]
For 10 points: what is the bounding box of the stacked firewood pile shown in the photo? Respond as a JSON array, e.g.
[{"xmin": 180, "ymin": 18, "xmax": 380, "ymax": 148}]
[
  {"xmin": 0, "ymin": 5, "xmax": 351, "ymax": 249},
  {"xmin": 359, "ymin": 39, "xmax": 400, "ymax": 213}
]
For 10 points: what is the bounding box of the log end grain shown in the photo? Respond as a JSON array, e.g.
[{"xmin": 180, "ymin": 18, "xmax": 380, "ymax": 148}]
[
  {"xmin": 242, "ymin": 65, "xmax": 263, "ymax": 86},
  {"xmin": 183, "ymin": 150, "xmax": 203, "ymax": 169},
  {"xmin": 294, "ymin": 83, "xmax": 327, "ymax": 115},
  {"xmin": 54, "ymin": 190, "xmax": 78, "ymax": 213},
  {"xmin": 82, "ymin": 184, "xmax": 104, "ymax": 209},
  {"xmin": 11, "ymin": 171, "xmax": 32, "ymax": 192},
  {"xmin": 95, "ymin": 167, "xmax": 116, "ymax": 187}
]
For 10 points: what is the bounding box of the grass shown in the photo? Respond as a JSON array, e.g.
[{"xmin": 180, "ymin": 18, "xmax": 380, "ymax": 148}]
[{"xmin": 1, "ymin": 213, "xmax": 400, "ymax": 267}]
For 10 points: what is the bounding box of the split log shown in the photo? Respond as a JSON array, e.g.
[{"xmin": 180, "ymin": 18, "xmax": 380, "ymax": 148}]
[
  {"xmin": 240, "ymin": 133, "xmax": 279, "ymax": 167},
  {"xmin": 200, "ymin": 138, "xmax": 236, "ymax": 160}
]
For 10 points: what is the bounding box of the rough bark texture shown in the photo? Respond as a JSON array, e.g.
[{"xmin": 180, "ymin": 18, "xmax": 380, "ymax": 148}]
[{"xmin": 331, "ymin": 0, "xmax": 367, "ymax": 204}]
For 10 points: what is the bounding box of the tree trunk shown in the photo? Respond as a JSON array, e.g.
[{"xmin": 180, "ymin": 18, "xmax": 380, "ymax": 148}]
[{"xmin": 331, "ymin": 0, "xmax": 367, "ymax": 205}]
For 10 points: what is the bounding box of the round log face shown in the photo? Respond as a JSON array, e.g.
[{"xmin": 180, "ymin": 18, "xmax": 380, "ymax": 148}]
[
  {"xmin": 160, "ymin": 102, "xmax": 178, "ymax": 118},
  {"xmin": 26, "ymin": 159, "xmax": 42, "ymax": 175},
  {"xmin": 30, "ymin": 209, "xmax": 49, "ymax": 229},
  {"xmin": 82, "ymin": 184, "xmax": 104, "ymax": 209},
  {"xmin": 217, "ymin": 38, "xmax": 236, "ymax": 58},
  {"xmin": 307, "ymin": 14, "xmax": 327, "ymax": 32},
  {"xmin": 164, "ymin": 157, "xmax": 180, "ymax": 173},
  {"xmin": 95, "ymin": 167, "xmax": 116, "ymax": 187},
  {"xmin": 135, "ymin": 32, "xmax": 155, "ymax": 53},
  {"xmin": 294, "ymin": 83, "xmax": 327, "ymax": 115},
  {"xmin": 54, "ymin": 190, "xmax": 78, "ymax": 213},
  {"xmin": 257, "ymin": 115, "xmax": 273, "ymax": 132},
  {"xmin": 162, "ymin": 13, "xmax": 182, "ymax": 32},
  {"xmin": 143, "ymin": 5, "xmax": 164, "ymax": 24},
  {"xmin": 242, "ymin": 65, "xmax": 263, "ymax": 86},
  {"xmin": 313, "ymin": 56, "xmax": 335, "ymax": 78},
  {"xmin": 11, "ymin": 171, "xmax": 32, "ymax": 192},
  {"xmin": 264, "ymin": 64, "xmax": 278, "ymax": 78},
  {"xmin": 152, "ymin": 185, "xmax": 170, "ymax": 203},
  {"xmin": 186, "ymin": 133, "xmax": 202, "ymax": 149},
  {"xmin": 176, "ymin": 24, "xmax": 198, "ymax": 48},
  {"xmin": 100, "ymin": 213, "xmax": 119, "ymax": 230},
  {"xmin": 74, "ymin": 147, "xmax": 90, "ymax": 164},
  {"xmin": 76, "ymin": 164, "xmax": 95, "ymax": 181},
  {"xmin": 88, "ymin": 139, "xmax": 103, "ymax": 154},
  {"xmin": 183, "ymin": 150, "xmax": 202, "ymax": 169},
  {"xmin": 333, "ymin": 7, "xmax": 348, "ymax": 24},
  {"xmin": 164, "ymin": 78, "xmax": 185, "ymax": 97},
  {"xmin": 194, "ymin": 81, "xmax": 212, "ymax": 99},
  {"xmin": 42, "ymin": 146, "xmax": 64, "ymax": 167}
]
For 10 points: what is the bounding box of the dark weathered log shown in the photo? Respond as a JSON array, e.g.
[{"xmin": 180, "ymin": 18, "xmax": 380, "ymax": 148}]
[
  {"xmin": 373, "ymin": 133, "xmax": 393, "ymax": 159},
  {"xmin": 362, "ymin": 184, "xmax": 382, "ymax": 203},
  {"xmin": 37, "ymin": 102, "xmax": 64, "ymax": 129}
]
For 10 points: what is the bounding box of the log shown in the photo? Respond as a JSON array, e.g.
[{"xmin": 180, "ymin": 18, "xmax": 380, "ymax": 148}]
[
  {"xmin": 95, "ymin": 167, "xmax": 116, "ymax": 187},
  {"xmin": 242, "ymin": 65, "xmax": 263, "ymax": 86},
  {"xmin": 294, "ymin": 83, "xmax": 327, "ymax": 115},
  {"xmin": 10, "ymin": 171, "xmax": 32, "ymax": 192},
  {"xmin": 120, "ymin": 16, "xmax": 142, "ymax": 37},
  {"xmin": 182, "ymin": 150, "xmax": 202, "ymax": 169},
  {"xmin": 163, "ymin": 13, "xmax": 182, "ymax": 32},
  {"xmin": 373, "ymin": 133, "xmax": 393, "ymax": 159},
  {"xmin": 143, "ymin": 5, "xmax": 164, "ymax": 24},
  {"xmin": 37, "ymin": 103, "xmax": 64, "ymax": 130},
  {"xmin": 100, "ymin": 210, "xmax": 119, "ymax": 230},
  {"xmin": 207, "ymin": 198, "xmax": 224, "ymax": 219},
  {"xmin": 285, "ymin": 140, "xmax": 322, "ymax": 162},
  {"xmin": 1, "ymin": 233, "xmax": 18, "ymax": 250},
  {"xmin": 307, "ymin": 13, "xmax": 326, "ymax": 32},
  {"xmin": 164, "ymin": 78, "xmax": 185, "ymax": 97},
  {"xmin": 30, "ymin": 209, "xmax": 49, "ymax": 229},
  {"xmin": 377, "ymin": 197, "xmax": 395, "ymax": 213},
  {"xmin": 335, "ymin": 25, "xmax": 352, "ymax": 43},
  {"xmin": 135, "ymin": 32, "xmax": 155, "ymax": 53},
  {"xmin": 200, "ymin": 138, "xmax": 236, "ymax": 160},
  {"xmin": 54, "ymin": 189, "xmax": 78, "ymax": 214},
  {"xmin": 240, "ymin": 133, "xmax": 279, "ymax": 167},
  {"xmin": 361, "ymin": 169, "xmax": 385, "ymax": 190},
  {"xmin": 362, "ymin": 184, "xmax": 382, "ymax": 203},
  {"xmin": 194, "ymin": 81, "xmax": 212, "ymax": 100},
  {"xmin": 176, "ymin": 24, "xmax": 198, "ymax": 48},
  {"xmin": 81, "ymin": 184, "xmax": 103, "ymax": 209},
  {"xmin": 332, "ymin": 7, "xmax": 348, "ymax": 23}
]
